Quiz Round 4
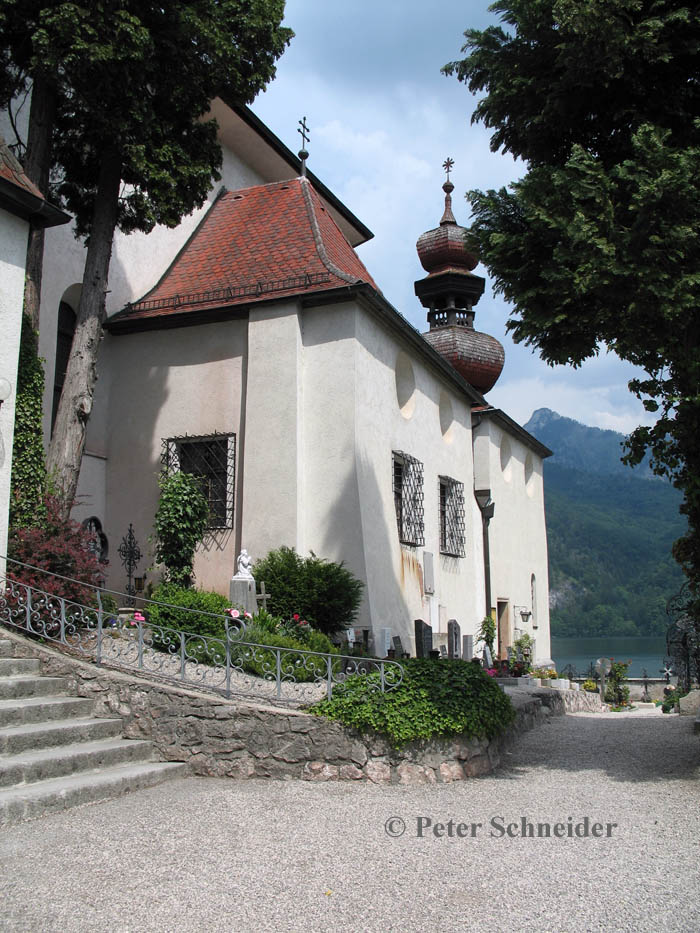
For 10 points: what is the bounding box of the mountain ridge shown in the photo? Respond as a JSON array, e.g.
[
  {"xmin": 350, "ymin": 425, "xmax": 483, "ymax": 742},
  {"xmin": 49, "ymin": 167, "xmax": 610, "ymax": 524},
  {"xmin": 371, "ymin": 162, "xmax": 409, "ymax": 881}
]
[{"xmin": 524, "ymin": 408, "xmax": 685, "ymax": 637}]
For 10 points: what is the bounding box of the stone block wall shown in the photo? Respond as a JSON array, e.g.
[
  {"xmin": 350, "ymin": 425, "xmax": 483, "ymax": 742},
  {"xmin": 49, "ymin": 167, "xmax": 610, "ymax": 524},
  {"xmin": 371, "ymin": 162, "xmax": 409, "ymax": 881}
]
[{"xmin": 4, "ymin": 628, "xmax": 579, "ymax": 785}]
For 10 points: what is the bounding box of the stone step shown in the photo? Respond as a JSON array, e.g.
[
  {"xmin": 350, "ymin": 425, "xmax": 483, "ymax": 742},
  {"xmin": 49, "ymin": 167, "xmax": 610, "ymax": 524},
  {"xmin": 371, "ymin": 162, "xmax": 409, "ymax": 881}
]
[
  {"xmin": 0, "ymin": 695, "xmax": 95, "ymax": 727},
  {"xmin": 0, "ymin": 639, "xmax": 14, "ymax": 658},
  {"xmin": 0, "ymin": 675, "xmax": 69, "ymax": 700},
  {"xmin": 0, "ymin": 737, "xmax": 155, "ymax": 787},
  {"xmin": 0, "ymin": 658, "xmax": 41, "ymax": 677},
  {"xmin": 0, "ymin": 760, "xmax": 188, "ymax": 827},
  {"xmin": 0, "ymin": 717, "xmax": 123, "ymax": 755}
]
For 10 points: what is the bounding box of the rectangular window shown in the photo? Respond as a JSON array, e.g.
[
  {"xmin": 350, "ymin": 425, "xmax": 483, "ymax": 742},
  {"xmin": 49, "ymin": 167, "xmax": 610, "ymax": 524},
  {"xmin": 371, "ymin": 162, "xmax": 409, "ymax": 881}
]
[
  {"xmin": 392, "ymin": 451, "xmax": 425, "ymax": 546},
  {"xmin": 439, "ymin": 475, "xmax": 465, "ymax": 557},
  {"xmin": 162, "ymin": 433, "xmax": 235, "ymax": 529}
]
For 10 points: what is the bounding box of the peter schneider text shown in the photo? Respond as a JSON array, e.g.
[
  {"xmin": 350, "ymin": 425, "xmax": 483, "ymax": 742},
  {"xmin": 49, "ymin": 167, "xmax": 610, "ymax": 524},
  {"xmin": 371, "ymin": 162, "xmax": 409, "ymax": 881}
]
[{"xmin": 390, "ymin": 816, "xmax": 619, "ymax": 840}]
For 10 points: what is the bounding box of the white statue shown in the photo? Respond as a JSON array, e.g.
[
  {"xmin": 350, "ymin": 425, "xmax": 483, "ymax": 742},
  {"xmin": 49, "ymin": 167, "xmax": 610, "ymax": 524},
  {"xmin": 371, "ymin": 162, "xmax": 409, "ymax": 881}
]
[{"xmin": 235, "ymin": 548, "xmax": 254, "ymax": 580}]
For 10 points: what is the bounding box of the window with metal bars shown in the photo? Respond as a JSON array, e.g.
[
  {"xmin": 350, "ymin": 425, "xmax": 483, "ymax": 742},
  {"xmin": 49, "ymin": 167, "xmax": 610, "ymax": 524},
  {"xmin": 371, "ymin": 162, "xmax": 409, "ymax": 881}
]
[
  {"xmin": 439, "ymin": 475, "xmax": 465, "ymax": 557},
  {"xmin": 161, "ymin": 433, "xmax": 235, "ymax": 529},
  {"xmin": 392, "ymin": 451, "xmax": 425, "ymax": 546}
]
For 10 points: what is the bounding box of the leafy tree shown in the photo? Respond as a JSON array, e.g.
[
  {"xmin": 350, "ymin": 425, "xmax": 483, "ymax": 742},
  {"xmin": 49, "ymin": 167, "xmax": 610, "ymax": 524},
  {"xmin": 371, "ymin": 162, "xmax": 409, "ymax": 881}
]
[
  {"xmin": 445, "ymin": 0, "xmax": 700, "ymax": 591},
  {"xmin": 0, "ymin": 1, "xmax": 292, "ymax": 516}
]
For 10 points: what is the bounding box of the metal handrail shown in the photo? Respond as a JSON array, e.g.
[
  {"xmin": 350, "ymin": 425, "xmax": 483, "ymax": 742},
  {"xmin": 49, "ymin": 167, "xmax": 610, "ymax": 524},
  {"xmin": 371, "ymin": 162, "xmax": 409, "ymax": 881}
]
[
  {"xmin": 2, "ymin": 556, "xmax": 242, "ymax": 628},
  {"xmin": 0, "ymin": 565, "xmax": 403, "ymax": 705}
]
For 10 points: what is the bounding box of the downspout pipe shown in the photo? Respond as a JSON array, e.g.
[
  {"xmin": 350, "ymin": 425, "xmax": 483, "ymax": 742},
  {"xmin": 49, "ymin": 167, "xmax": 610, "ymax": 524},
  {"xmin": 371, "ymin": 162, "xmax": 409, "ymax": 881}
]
[{"xmin": 474, "ymin": 489, "xmax": 494, "ymax": 618}]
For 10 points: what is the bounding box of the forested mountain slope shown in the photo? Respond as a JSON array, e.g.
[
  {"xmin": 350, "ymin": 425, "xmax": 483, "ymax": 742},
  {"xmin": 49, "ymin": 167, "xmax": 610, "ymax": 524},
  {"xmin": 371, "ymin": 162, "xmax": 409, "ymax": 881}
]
[{"xmin": 524, "ymin": 409, "xmax": 685, "ymax": 636}]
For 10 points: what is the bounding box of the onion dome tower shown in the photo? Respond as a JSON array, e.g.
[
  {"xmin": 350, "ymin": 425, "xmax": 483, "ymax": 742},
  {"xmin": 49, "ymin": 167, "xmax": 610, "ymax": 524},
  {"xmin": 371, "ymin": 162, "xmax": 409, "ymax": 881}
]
[{"xmin": 416, "ymin": 159, "xmax": 504, "ymax": 393}]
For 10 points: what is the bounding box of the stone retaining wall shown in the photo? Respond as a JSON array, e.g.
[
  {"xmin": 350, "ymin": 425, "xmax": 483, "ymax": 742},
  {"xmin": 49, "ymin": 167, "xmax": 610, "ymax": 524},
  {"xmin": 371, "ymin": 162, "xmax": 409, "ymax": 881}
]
[
  {"xmin": 528, "ymin": 688, "xmax": 607, "ymax": 714},
  {"xmin": 3, "ymin": 628, "xmax": 566, "ymax": 785}
]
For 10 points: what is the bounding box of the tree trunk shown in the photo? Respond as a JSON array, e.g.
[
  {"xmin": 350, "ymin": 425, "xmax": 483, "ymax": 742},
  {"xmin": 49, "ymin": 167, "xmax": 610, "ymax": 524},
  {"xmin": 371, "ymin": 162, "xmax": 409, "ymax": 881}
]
[
  {"xmin": 46, "ymin": 147, "xmax": 122, "ymax": 516},
  {"xmin": 22, "ymin": 74, "xmax": 57, "ymax": 330}
]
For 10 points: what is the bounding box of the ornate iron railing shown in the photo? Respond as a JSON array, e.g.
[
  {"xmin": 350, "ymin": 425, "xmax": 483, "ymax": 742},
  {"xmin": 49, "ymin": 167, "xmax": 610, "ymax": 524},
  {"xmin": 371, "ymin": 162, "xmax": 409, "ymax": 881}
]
[{"xmin": 0, "ymin": 560, "xmax": 403, "ymax": 706}]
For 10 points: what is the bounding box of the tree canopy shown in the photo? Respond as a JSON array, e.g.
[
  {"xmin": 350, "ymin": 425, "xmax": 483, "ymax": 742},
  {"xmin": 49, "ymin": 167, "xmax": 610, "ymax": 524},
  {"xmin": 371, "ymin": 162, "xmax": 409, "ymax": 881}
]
[
  {"xmin": 444, "ymin": 0, "xmax": 700, "ymax": 590},
  {"xmin": 0, "ymin": 1, "xmax": 292, "ymax": 513}
]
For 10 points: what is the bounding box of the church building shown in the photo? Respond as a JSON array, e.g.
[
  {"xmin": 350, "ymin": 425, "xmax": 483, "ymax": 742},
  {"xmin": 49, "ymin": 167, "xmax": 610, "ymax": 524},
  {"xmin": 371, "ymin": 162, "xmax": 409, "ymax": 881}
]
[{"xmin": 2, "ymin": 99, "xmax": 552, "ymax": 662}]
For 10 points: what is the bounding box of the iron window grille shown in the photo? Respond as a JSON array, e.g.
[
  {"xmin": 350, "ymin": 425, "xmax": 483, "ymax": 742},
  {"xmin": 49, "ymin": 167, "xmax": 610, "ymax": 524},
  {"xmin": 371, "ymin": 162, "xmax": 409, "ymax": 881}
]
[
  {"xmin": 439, "ymin": 475, "xmax": 465, "ymax": 557},
  {"xmin": 162, "ymin": 433, "xmax": 235, "ymax": 529},
  {"xmin": 393, "ymin": 451, "xmax": 425, "ymax": 547}
]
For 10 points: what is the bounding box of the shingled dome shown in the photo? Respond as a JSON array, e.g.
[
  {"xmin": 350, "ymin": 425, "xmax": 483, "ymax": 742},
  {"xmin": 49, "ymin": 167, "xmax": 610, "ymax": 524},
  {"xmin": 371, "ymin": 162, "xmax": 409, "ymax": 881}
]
[{"xmin": 417, "ymin": 173, "xmax": 504, "ymax": 393}]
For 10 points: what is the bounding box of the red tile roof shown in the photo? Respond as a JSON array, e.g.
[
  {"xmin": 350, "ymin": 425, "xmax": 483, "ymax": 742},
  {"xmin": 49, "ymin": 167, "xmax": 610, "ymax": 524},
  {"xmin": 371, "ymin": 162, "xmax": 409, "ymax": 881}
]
[
  {"xmin": 0, "ymin": 136, "xmax": 46, "ymax": 199},
  {"xmin": 112, "ymin": 178, "xmax": 379, "ymax": 325}
]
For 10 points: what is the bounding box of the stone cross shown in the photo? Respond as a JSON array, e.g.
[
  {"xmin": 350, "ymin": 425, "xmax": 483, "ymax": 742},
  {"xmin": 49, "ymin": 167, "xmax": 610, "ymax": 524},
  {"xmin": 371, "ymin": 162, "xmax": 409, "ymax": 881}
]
[{"xmin": 256, "ymin": 582, "xmax": 270, "ymax": 612}]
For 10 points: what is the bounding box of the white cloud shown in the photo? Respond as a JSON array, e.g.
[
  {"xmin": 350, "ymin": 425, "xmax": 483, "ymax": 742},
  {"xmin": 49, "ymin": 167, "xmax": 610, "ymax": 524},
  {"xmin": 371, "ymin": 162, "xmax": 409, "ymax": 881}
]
[
  {"xmin": 490, "ymin": 374, "xmax": 656, "ymax": 434},
  {"xmin": 251, "ymin": 1, "xmax": 653, "ymax": 435}
]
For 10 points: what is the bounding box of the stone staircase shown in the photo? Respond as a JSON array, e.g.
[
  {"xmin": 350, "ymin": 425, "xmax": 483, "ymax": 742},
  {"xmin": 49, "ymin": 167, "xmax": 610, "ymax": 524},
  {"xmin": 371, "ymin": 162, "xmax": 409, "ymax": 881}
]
[{"xmin": 0, "ymin": 637, "xmax": 186, "ymax": 826}]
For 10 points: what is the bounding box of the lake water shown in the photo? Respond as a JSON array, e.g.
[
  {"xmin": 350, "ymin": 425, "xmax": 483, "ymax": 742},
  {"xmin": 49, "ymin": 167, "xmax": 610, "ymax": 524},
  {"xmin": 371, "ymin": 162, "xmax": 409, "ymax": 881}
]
[{"xmin": 550, "ymin": 635, "xmax": 668, "ymax": 678}]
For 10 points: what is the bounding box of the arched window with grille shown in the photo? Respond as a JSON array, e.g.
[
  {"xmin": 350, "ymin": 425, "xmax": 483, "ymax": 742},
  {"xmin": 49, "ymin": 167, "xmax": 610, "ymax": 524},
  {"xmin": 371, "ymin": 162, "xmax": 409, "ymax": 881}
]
[{"xmin": 52, "ymin": 301, "xmax": 76, "ymax": 433}]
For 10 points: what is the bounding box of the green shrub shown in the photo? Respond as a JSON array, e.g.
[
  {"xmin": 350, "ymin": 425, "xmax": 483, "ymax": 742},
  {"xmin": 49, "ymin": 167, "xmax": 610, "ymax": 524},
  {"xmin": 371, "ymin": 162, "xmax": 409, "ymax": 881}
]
[
  {"xmin": 312, "ymin": 658, "xmax": 516, "ymax": 747},
  {"xmin": 582, "ymin": 679, "xmax": 598, "ymax": 692},
  {"xmin": 603, "ymin": 660, "xmax": 631, "ymax": 707},
  {"xmin": 476, "ymin": 615, "xmax": 496, "ymax": 655},
  {"xmin": 146, "ymin": 585, "xmax": 339, "ymax": 680},
  {"xmin": 230, "ymin": 623, "xmax": 339, "ymax": 682},
  {"xmin": 253, "ymin": 546, "xmax": 363, "ymax": 637},
  {"xmin": 661, "ymin": 686, "xmax": 689, "ymax": 713},
  {"xmin": 147, "ymin": 583, "xmax": 232, "ymax": 639},
  {"xmin": 153, "ymin": 472, "xmax": 209, "ymax": 587}
]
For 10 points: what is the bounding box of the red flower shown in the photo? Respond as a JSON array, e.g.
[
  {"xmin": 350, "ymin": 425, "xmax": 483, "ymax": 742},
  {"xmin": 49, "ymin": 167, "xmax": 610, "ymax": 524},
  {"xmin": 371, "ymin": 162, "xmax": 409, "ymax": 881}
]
[
  {"xmin": 299, "ymin": 619, "xmax": 308, "ymax": 626},
  {"xmin": 293, "ymin": 613, "xmax": 300, "ymax": 621}
]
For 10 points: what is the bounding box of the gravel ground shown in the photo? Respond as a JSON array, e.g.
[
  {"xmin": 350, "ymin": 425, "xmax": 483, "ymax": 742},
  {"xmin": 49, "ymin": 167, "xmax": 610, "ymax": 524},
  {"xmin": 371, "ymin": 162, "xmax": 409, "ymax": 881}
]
[{"xmin": 1, "ymin": 708, "xmax": 698, "ymax": 933}]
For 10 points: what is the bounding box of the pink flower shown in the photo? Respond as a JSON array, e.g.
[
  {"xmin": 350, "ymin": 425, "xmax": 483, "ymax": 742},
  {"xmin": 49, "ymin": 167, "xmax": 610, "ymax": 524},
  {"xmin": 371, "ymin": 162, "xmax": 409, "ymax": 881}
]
[
  {"xmin": 244, "ymin": 612, "xmax": 252, "ymax": 619},
  {"xmin": 227, "ymin": 608, "xmax": 240, "ymax": 618},
  {"xmin": 293, "ymin": 613, "xmax": 300, "ymax": 621},
  {"xmin": 133, "ymin": 612, "xmax": 145, "ymax": 622},
  {"xmin": 299, "ymin": 619, "xmax": 308, "ymax": 626}
]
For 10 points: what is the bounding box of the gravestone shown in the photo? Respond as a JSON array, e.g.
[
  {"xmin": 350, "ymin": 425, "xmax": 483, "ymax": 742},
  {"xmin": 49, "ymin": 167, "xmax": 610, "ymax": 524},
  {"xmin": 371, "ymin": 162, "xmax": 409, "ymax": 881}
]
[
  {"xmin": 483, "ymin": 645, "xmax": 493, "ymax": 668},
  {"xmin": 393, "ymin": 635, "xmax": 404, "ymax": 655},
  {"xmin": 414, "ymin": 619, "xmax": 433, "ymax": 658},
  {"xmin": 462, "ymin": 634, "xmax": 474, "ymax": 661},
  {"xmin": 596, "ymin": 657, "xmax": 612, "ymax": 700},
  {"xmin": 439, "ymin": 645, "xmax": 448, "ymax": 658},
  {"xmin": 381, "ymin": 628, "xmax": 392, "ymax": 657},
  {"xmin": 678, "ymin": 689, "xmax": 700, "ymax": 716},
  {"xmin": 447, "ymin": 619, "xmax": 461, "ymax": 659}
]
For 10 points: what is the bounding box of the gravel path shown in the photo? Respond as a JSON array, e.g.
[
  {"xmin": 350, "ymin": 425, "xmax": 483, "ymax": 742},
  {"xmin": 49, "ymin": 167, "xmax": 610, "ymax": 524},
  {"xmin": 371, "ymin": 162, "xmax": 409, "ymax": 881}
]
[{"xmin": 1, "ymin": 708, "xmax": 698, "ymax": 933}]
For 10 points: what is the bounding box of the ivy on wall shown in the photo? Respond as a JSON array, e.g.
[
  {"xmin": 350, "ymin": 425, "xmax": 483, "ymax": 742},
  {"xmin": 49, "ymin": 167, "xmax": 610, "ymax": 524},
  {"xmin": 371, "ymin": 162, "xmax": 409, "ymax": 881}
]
[{"xmin": 9, "ymin": 314, "xmax": 47, "ymax": 530}]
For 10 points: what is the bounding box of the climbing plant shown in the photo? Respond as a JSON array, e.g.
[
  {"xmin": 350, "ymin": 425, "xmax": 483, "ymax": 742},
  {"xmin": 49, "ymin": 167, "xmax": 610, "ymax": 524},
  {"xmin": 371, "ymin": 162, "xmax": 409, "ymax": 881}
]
[
  {"xmin": 9, "ymin": 314, "xmax": 47, "ymax": 530},
  {"xmin": 153, "ymin": 471, "xmax": 209, "ymax": 587}
]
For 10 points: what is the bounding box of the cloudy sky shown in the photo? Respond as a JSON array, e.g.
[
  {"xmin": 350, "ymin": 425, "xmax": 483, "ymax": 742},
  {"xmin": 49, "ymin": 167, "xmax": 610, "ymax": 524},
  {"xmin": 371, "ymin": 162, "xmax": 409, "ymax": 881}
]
[{"xmin": 252, "ymin": 0, "xmax": 654, "ymax": 434}]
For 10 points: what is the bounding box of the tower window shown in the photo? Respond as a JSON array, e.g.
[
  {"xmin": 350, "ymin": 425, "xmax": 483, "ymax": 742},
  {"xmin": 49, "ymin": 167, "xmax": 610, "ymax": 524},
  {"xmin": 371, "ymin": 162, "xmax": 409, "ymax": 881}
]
[
  {"xmin": 392, "ymin": 451, "xmax": 424, "ymax": 547},
  {"xmin": 439, "ymin": 475, "xmax": 465, "ymax": 557}
]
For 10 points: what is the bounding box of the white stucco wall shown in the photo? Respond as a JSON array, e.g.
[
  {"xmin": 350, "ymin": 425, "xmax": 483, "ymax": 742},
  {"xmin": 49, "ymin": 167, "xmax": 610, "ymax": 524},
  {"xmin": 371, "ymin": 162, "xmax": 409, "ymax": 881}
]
[
  {"xmin": 241, "ymin": 301, "xmax": 304, "ymax": 561},
  {"xmin": 290, "ymin": 298, "xmax": 485, "ymax": 653},
  {"xmin": 472, "ymin": 417, "xmax": 552, "ymax": 663},
  {"xmin": 0, "ymin": 209, "xmax": 30, "ymax": 574},
  {"xmin": 84, "ymin": 318, "xmax": 247, "ymax": 595}
]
